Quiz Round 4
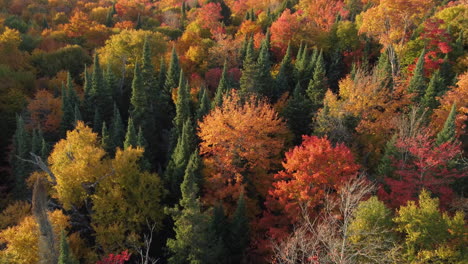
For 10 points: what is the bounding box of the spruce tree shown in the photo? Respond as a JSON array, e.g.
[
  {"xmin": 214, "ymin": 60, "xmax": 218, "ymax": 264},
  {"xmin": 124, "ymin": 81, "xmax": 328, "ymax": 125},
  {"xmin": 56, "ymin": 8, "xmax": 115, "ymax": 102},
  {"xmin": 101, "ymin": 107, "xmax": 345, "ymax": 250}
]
[
  {"xmin": 130, "ymin": 61, "xmax": 148, "ymax": 131},
  {"xmin": 228, "ymin": 192, "xmax": 249, "ymax": 263},
  {"xmin": 294, "ymin": 44, "xmax": 310, "ymax": 87},
  {"xmin": 60, "ymin": 83, "xmax": 74, "ymax": 136},
  {"xmin": 282, "ymin": 83, "xmax": 313, "ymax": 143},
  {"xmin": 376, "ymin": 49, "xmax": 393, "ymax": 89},
  {"xmin": 165, "ymin": 45, "xmax": 181, "ymax": 93},
  {"xmin": 101, "ymin": 121, "xmax": 113, "ymax": 154},
  {"xmin": 91, "ymin": 52, "xmax": 112, "ymax": 122},
  {"xmin": 105, "ymin": 8, "xmax": 114, "ymax": 27},
  {"xmin": 124, "ymin": 118, "xmax": 137, "ymax": 149},
  {"xmin": 73, "ymin": 105, "xmax": 82, "ymax": 125},
  {"xmin": 276, "ymin": 43, "xmax": 294, "ymax": 95},
  {"xmin": 213, "ymin": 61, "xmax": 229, "ymax": 108},
  {"xmin": 142, "ymin": 36, "xmax": 157, "ymax": 107},
  {"xmin": 82, "ymin": 66, "xmax": 93, "ymax": 121},
  {"xmin": 105, "ymin": 64, "xmax": 119, "ymax": 103},
  {"xmin": 436, "ymin": 103, "xmax": 457, "ymax": 145},
  {"xmin": 421, "ymin": 70, "xmax": 443, "ymax": 110},
  {"xmin": 135, "ymin": 13, "xmax": 142, "ymax": 30},
  {"xmin": 257, "ymin": 36, "xmax": 274, "ymax": 99},
  {"xmin": 40, "ymin": 139, "xmax": 49, "ymax": 161},
  {"xmin": 377, "ymin": 134, "xmax": 398, "ymax": 178},
  {"xmin": 93, "ymin": 108, "xmax": 102, "ymax": 133},
  {"xmin": 58, "ymin": 231, "xmax": 78, "ymax": 264},
  {"xmin": 408, "ymin": 49, "xmax": 427, "ymax": 98},
  {"xmin": 240, "ymin": 37, "xmax": 260, "ymax": 95},
  {"xmin": 31, "ymin": 128, "xmax": 43, "ymax": 155},
  {"xmin": 12, "ymin": 115, "xmax": 30, "ymax": 199},
  {"xmin": 306, "ymin": 50, "xmax": 328, "ymax": 109},
  {"xmin": 239, "ymin": 34, "xmax": 249, "ymax": 62},
  {"xmin": 158, "ymin": 57, "xmax": 167, "ymax": 92},
  {"xmin": 111, "ymin": 103, "xmax": 125, "ymax": 149},
  {"xmin": 173, "ymin": 70, "xmax": 191, "ymax": 135},
  {"xmin": 197, "ymin": 87, "xmax": 211, "ymax": 120}
]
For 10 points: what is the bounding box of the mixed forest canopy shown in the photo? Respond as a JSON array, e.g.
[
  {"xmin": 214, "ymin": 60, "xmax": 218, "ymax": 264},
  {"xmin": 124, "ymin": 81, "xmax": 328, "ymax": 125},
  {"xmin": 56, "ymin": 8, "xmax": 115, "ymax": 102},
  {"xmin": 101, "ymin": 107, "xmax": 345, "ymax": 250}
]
[{"xmin": 0, "ymin": 0, "xmax": 467, "ymax": 263}]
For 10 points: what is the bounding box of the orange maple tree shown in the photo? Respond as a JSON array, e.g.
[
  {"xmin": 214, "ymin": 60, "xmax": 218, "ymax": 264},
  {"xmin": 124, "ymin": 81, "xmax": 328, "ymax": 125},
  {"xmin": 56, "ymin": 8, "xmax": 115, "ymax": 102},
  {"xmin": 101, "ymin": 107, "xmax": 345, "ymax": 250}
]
[
  {"xmin": 27, "ymin": 90, "xmax": 62, "ymax": 133},
  {"xmin": 198, "ymin": 91, "xmax": 290, "ymax": 216}
]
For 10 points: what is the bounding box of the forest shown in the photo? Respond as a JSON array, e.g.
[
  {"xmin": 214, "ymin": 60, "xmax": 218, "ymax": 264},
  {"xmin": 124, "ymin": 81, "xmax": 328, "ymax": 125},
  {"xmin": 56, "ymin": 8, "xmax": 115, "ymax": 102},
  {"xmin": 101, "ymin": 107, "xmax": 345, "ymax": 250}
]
[{"xmin": 0, "ymin": 0, "xmax": 467, "ymax": 263}]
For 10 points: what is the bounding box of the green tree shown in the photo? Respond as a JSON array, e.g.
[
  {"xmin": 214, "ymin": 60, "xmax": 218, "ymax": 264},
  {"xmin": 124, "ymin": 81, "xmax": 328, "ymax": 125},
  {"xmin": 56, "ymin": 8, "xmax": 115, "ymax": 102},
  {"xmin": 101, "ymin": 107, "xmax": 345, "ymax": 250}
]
[
  {"xmin": 281, "ymin": 83, "xmax": 313, "ymax": 143},
  {"xmin": 101, "ymin": 121, "xmax": 113, "ymax": 154},
  {"xmin": 257, "ymin": 37, "xmax": 274, "ymax": 99},
  {"xmin": 306, "ymin": 50, "xmax": 328, "ymax": 109},
  {"xmin": 60, "ymin": 84, "xmax": 74, "ymax": 136},
  {"xmin": 31, "ymin": 128, "xmax": 43, "ymax": 155},
  {"xmin": 421, "ymin": 70, "xmax": 442, "ymax": 110},
  {"xmin": 58, "ymin": 231, "xmax": 78, "ymax": 264},
  {"xmin": 124, "ymin": 118, "xmax": 137, "ymax": 149},
  {"xmin": 91, "ymin": 53, "xmax": 112, "ymax": 122},
  {"xmin": 197, "ymin": 87, "xmax": 211, "ymax": 121},
  {"xmin": 377, "ymin": 134, "xmax": 398, "ymax": 178},
  {"xmin": 407, "ymin": 49, "xmax": 427, "ymax": 99},
  {"xmin": 240, "ymin": 37, "xmax": 260, "ymax": 95},
  {"xmin": 436, "ymin": 103, "xmax": 457, "ymax": 145},
  {"xmin": 213, "ymin": 61, "xmax": 229, "ymax": 108},
  {"xmin": 93, "ymin": 108, "xmax": 102, "ymax": 133},
  {"xmin": 111, "ymin": 103, "xmax": 124, "ymax": 149},
  {"xmin": 165, "ymin": 46, "xmax": 181, "ymax": 93},
  {"xmin": 73, "ymin": 105, "xmax": 82, "ymax": 125},
  {"xmin": 228, "ymin": 192, "xmax": 249, "ymax": 263},
  {"xmin": 174, "ymin": 70, "xmax": 191, "ymax": 135},
  {"xmin": 276, "ymin": 43, "xmax": 294, "ymax": 96},
  {"xmin": 130, "ymin": 62, "xmax": 148, "ymax": 131},
  {"xmin": 12, "ymin": 115, "xmax": 30, "ymax": 199}
]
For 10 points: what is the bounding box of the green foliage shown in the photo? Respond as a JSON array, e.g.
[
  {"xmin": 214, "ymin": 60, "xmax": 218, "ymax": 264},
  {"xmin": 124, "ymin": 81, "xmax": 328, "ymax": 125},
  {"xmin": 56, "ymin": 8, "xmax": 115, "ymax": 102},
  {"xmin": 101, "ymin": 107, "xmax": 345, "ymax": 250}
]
[
  {"xmin": 174, "ymin": 71, "xmax": 191, "ymax": 135},
  {"xmin": 124, "ymin": 118, "xmax": 137, "ymax": 149},
  {"xmin": 101, "ymin": 121, "xmax": 113, "ymax": 154},
  {"xmin": 281, "ymin": 83, "xmax": 313, "ymax": 143},
  {"xmin": 407, "ymin": 49, "xmax": 427, "ymax": 98},
  {"xmin": 306, "ymin": 50, "xmax": 328, "ymax": 109},
  {"xmin": 276, "ymin": 43, "xmax": 294, "ymax": 96},
  {"xmin": 111, "ymin": 103, "xmax": 125, "ymax": 149},
  {"xmin": 257, "ymin": 36, "xmax": 274, "ymax": 99},
  {"xmin": 197, "ymin": 87, "xmax": 211, "ymax": 121},
  {"xmin": 58, "ymin": 231, "xmax": 78, "ymax": 264},
  {"xmin": 165, "ymin": 46, "xmax": 181, "ymax": 93},
  {"xmin": 240, "ymin": 38, "xmax": 260, "ymax": 95},
  {"xmin": 436, "ymin": 103, "xmax": 457, "ymax": 145},
  {"xmin": 213, "ymin": 61, "xmax": 229, "ymax": 108},
  {"xmin": 12, "ymin": 115, "xmax": 30, "ymax": 199},
  {"xmin": 130, "ymin": 62, "xmax": 148, "ymax": 131},
  {"xmin": 377, "ymin": 134, "xmax": 398, "ymax": 178},
  {"xmin": 228, "ymin": 192, "xmax": 249, "ymax": 263}
]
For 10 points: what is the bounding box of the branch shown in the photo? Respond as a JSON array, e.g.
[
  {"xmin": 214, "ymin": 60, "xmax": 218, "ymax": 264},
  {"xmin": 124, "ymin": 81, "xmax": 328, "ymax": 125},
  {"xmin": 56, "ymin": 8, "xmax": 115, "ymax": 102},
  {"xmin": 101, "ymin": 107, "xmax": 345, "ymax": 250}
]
[{"xmin": 16, "ymin": 152, "xmax": 57, "ymax": 185}]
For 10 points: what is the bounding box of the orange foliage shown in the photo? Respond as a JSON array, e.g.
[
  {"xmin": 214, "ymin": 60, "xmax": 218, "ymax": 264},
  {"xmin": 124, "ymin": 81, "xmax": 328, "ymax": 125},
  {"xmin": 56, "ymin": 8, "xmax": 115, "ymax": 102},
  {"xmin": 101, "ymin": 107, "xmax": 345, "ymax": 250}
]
[
  {"xmin": 198, "ymin": 91, "xmax": 290, "ymax": 216},
  {"xmin": 27, "ymin": 90, "xmax": 62, "ymax": 133},
  {"xmin": 298, "ymin": 0, "xmax": 349, "ymax": 32}
]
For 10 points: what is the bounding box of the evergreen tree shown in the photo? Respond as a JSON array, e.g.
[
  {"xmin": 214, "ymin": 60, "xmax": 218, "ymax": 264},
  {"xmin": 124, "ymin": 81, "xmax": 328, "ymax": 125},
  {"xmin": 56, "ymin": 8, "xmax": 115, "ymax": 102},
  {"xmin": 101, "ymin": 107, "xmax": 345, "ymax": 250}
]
[
  {"xmin": 105, "ymin": 8, "xmax": 114, "ymax": 27},
  {"xmin": 82, "ymin": 65, "xmax": 93, "ymax": 121},
  {"xmin": 130, "ymin": 61, "xmax": 148, "ymax": 131},
  {"xmin": 137, "ymin": 126, "xmax": 148, "ymax": 149},
  {"xmin": 173, "ymin": 70, "xmax": 191, "ymax": 135},
  {"xmin": 73, "ymin": 105, "xmax": 82, "ymax": 125},
  {"xmin": 306, "ymin": 50, "xmax": 328, "ymax": 109},
  {"xmin": 158, "ymin": 57, "xmax": 167, "ymax": 92},
  {"xmin": 93, "ymin": 108, "xmax": 102, "ymax": 133},
  {"xmin": 111, "ymin": 103, "xmax": 125, "ymax": 149},
  {"xmin": 60, "ymin": 83, "xmax": 74, "ymax": 136},
  {"xmin": 408, "ymin": 49, "xmax": 427, "ymax": 98},
  {"xmin": 257, "ymin": 36, "xmax": 274, "ymax": 99},
  {"xmin": 124, "ymin": 118, "xmax": 137, "ymax": 149},
  {"xmin": 165, "ymin": 46, "xmax": 181, "ymax": 93},
  {"xmin": 165, "ymin": 119, "xmax": 196, "ymax": 202},
  {"xmin": 213, "ymin": 61, "xmax": 229, "ymax": 107},
  {"xmin": 376, "ymin": 49, "xmax": 393, "ymax": 89},
  {"xmin": 40, "ymin": 138, "xmax": 49, "ymax": 161},
  {"xmin": 58, "ymin": 231, "xmax": 78, "ymax": 264},
  {"xmin": 135, "ymin": 13, "xmax": 142, "ymax": 30},
  {"xmin": 101, "ymin": 121, "xmax": 113, "ymax": 154},
  {"xmin": 306, "ymin": 47, "xmax": 318, "ymax": 78},
  {"xmin": 12, "ymin": 115, "xmax": 30, "ymax": 199},
  {"xmin": 377, "ymin": 134, "xmax": 398, "ymax": 178},
  {"xmin": 228, "ymin": 192, "xmax": 249, "ymax": 263},
  {"xmin": 282, "ymin": 83, "xmax": 313, "ymax": 143},
  {"xmin": 276, "ymin": 43, "xmax": 294, "ymax": 95},
  {"xmin": 327, "ymin": 48, "xmax": 344, "ymax": 90},
  {"xmin": 41, "ymin": 17, "xmax": 49, "ymax": 29},
  {"xmin": 91, "ymin": 52, "xmax": 112, "ymax": 122},
  {"xmin": 239, "ymin": 34, "xmax": 249, "ymax": 62},
  {"xmin": 439, "ymin": 54, "xmax": 455, "ymax": 88},
  {"xmin": 436, "ymin": 103, "xmax": 457, "ymax": 145},
  {"xmin": 141, "ymin": 36, "xmax": 157, "ymax": 115},
  {"xmin": 197, "ymin": 87, "xmax": 211, "ymax": 120},
  {"xmin": 240, "ymin": 37, "xmax": 260, "ymax": 95},
  {"xmin": 167, "ymin": 150, "xmax": 222, "ymax": 264},
  {"xmin": 294, "ymin": 44, "xmax": 310, "ymax": 86},
  {"xmin": 66, "ymin": 72, "xmax": 79, "ymax": 108},
  {"xmin": 421, "ymin": 70, "xmax": 443, "ymax": 110},
  {"xmin": 31, "ymin": 128, "xmax": 43, "ymax": 155},
  {"xmin": 105, "ymin": 64, "xmax": 119, "ymax": 103}
]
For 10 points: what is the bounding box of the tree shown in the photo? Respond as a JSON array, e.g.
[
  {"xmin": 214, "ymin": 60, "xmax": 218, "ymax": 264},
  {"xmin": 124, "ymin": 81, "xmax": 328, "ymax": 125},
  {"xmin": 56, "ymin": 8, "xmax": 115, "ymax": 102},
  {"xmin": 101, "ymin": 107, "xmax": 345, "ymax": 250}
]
[
  {"xmin": 213, "ymin": 61, "xmax": 229, "ymax": 108},
  {"xmin": 101, "ymin": 121, "xmax": 113, "ymax": 154},
  {"xmin": 27, "ymin": 90, "xmax": 62, "ymax": 133},
  {"xmin": 256, "ymin": 36, "xmax": 274, "ymax": 99},
  {"xmin": 198, "ymin": 91, "xmax": 290, "ymax": 215},
  {"xmin": 421, "ymin": 70, "xmax": 443, "ymax": 110},
  {"xmin": 173, "ymin": 71, "xmax": 191, "ymax": 135},
  {"xmin": 197, "ymin": 87, "xmax": 211, "ymax": 121},
  {"xmin": 49, "ymin": 121, "xmax": 107, "ymax": 209},
  {"xmin": 111, "ymin": 103, "xmax": 125, "ymax": 149},
  {"xmin": 165, "ymin": 46, "xmax": 181, "ymax": 94},
  {"xmin": 228, "ymin": 192, "xmax": 249, "ymax": 263},
  {"xmin": 58, "ymin": 230, "xmax": 78, "ymax": 264},
  {"xmin": 275, "ymin": 43, "xmax": 294, "ymax": 96},
  {"xmin": 239, "ymin": 38, "xmax": 260, "ymax": 95},
  {"xmin": 407, "ymin": 49, "xmax": 427, "ymax": 99},
  {"xmin": 90, "ymin": 52, "xmax": 112, "ymax": 122},
  {"xmin": 306, "ymin": 50, "xmax": 328, "ymax": 109},
  {"xmin": 60, "ymin": 83, "xmax": 75, "ymax": 136},
  {"xmin": 264, "ymin": 135, "xmax": 360, "ymax": 240},
  {"xmin": 436, "ymin": 103, "xmax": 457, "ymax": 145},
  {"xmin": 124, "ymin": 118, "xmax": 137, "ymax": 149},
  {"xmin": 394, "ymin": 190, "xmax": 467, "ymax": 263},
  {"xmin": 96, "ymin": 250, "xmax": 130, "ymax": 264},
  {"xmin": 281, "ymin": 84, "xmax": 313, "ymax": 143},
  {"xmin": 129, "ymin": 62, "xmax": 148, "ymax": 131},
  {"xmin": 11, "ymin": 115, "xmax": 30, "ymax": 199}
]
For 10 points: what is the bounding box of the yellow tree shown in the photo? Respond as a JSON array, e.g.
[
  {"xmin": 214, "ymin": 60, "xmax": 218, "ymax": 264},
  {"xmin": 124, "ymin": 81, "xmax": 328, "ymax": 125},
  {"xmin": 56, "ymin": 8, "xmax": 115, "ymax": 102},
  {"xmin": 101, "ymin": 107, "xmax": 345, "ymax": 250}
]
[
  {"xmin": 198, "ymin": 91, "xmax": 290, "ymax": 216},
  {"xmin": 358, "ymin": 0, "xmax": 435, "ymax": 76}
]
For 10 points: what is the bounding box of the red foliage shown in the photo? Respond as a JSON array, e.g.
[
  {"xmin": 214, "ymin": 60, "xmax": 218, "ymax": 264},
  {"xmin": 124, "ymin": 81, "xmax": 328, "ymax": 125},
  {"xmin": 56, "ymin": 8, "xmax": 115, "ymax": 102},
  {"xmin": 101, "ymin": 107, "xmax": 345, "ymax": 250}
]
[
  {"xmin": 205, "ymin": 67, "xmax": 222, "ymax": 91},
  {"xmin": 96, "ymin": 250, "xmax": 130, "ymax": 264},
  {"xmin": 270, "ymin": 9, "xmax": 301, "ymax": 57},
  {"xmin": 378, "ymin": 130, "xmax": 464, "ymax": 208},
  {"xmin": 195, "ymin": 2, "xmax": 223, "ymax": 31}
]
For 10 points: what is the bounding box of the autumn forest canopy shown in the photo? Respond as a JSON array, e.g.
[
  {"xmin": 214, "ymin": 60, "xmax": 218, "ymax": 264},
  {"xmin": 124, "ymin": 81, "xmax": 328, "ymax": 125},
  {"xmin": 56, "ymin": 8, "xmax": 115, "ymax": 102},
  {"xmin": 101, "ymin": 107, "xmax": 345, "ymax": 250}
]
[{"xmin": 0, "ymin": 0, "xmax": 467, "ymax": 263}]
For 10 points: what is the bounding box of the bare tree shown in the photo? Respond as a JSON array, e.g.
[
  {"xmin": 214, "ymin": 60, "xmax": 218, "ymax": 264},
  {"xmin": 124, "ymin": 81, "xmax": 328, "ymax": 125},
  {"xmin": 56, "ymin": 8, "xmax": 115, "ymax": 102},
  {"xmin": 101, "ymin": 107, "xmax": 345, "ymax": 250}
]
[
  {"xmin": 134, "ymin": 220, "xmax": 160, "ymax": 264},
  {"xmin": 271, "ymin": 177, "xmax": 400, "ymax": 264}
]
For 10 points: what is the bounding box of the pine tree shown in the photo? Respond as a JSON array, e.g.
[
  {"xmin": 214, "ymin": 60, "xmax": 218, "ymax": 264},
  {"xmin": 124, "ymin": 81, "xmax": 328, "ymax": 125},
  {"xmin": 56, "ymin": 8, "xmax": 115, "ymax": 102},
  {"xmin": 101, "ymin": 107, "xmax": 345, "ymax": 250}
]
[
  {"xmin": 93, "ymin": 108, "xmax": 102, "ymax": 133},
  {"xmin": 197, "ymin": 87, "xmax": 211, "ymax": 120},
  {"xmin": 377, "ymin": 134, "xmax": 398, "ymax": 177},
  {"xmin": 135, "ymin": 13, "xmax": 142, "ymax": 29},
  {"xmin": 376, "ymin": 49, "xmax": 393, "ymax": 89},
  {"xmin": 239, "ymin": 34, "xmax": 249, "ymax": 62},
  {"xmin": 306, "ymin": 50, "xmax": 328, "ymax": 109},
  {"xmin": 58, "ymin": 231, "xmax": 78, "ymax": 264},
  {"xmin": 165, "ymin": 119, "xmax": 196, "ymax": 202},
  {"xmin": 12, "ymin": 115, "xmax": 30, "ymax": 199},
  {"xmin": 282, "ymin": 83, "xmax": 313, "ymax": 143},
  {"xmin": 137, "ymin": 126, "xmax": 148, "ymax": 149},
  {"xmin": 257, "ymin": 36, "xmax": 274, "ymax": 99},
  {"xmin": 60, "ymin": 83, "xmax": 74, "ymax": 136},
  {"xmin": 408, "ymin": 49, "xmax": 427, "ymax": 98},
  {"xmin": 158, "ymin": 57, "xmax": 167, "ymax": 92},
  {"xmin": 276, "ymin": 43, "xmax": 294, "ymax": 96},
  {"xmin": 73, "ymin": 105, "xmax": 82, "ymax": 125},
  {"xmin": 240, "ymin": 37, "xmax": 260, "ymax": 95},
  {"xmin": 101, "ymin": 121, "xmax": 113, "ymax": 154},
  {"xmin": 82, "ymin": 65, "xmax": 93, "ymax": 121},
  {"xmin": 91, "ymin": 52, "xmax": 112, "ymax": 122},
  {"xmin": 165, "ymin": 45, "xmax": 181, "ymax": 93},
  {"xmin": 40, "ymin": 138, "xmax": 49, "ymax": 161},
  {"xmin": 228, "ymin": 192, "xmax": 249, "ymax": 263},
  {"xmin": 130, "ymin": 61, "xmax": 148, "ymax": 131},
  {"xmin": 421, "ymin": 70, "xmax": 443, "ymax": 110},
  {"xmin": 105, "ymin": 64, "xmax": 119, "ymax": 103},
  {"xmin": 142, "ymin": 36, "xmax": 157, "ymax": 116},
  {"xmin": 105, "ymin": 8, "xmax": 114, "ymax": 27},
  {"xmin": 213, "ymin": 61, "xmax": 229, "ymax": 108},
  {"xmin": 66, "ymin": 72, "xmax": 79, "ymax": 108},
  {"xmin": 31, "ymin": 128, "xmax": 43, "ymax": 155},
  {"xmin": 294, "ymin": 44, "xmax": 310, "ymax": 86},
  {"xmin": 124, "ymin": 118, "xmax": 137, "ymax": 149},
  {"xmin": 173, "ymin": 70, "xmax": 191, "ymax": 135},
  {"xmin": 436, "ymin": 103, "xmax": 457, "ymax": 145},
  {"xmin": 111, "ymin": 103, "xmax": 125, "ymax": 149}
]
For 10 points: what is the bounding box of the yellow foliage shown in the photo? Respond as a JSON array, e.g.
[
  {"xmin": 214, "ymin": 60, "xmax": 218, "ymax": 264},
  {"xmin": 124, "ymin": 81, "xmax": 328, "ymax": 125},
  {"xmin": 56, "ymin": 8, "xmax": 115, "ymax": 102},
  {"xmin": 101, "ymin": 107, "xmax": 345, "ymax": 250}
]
[
  {"xmin": 49, "ymin": 121, "xmax": 107, "ymax": 210},
  {"xmin": 0, "ymin": 210, "xmax": 69, "ymax": 264},
  {"xmin": 0, "ymin": 201, "xmax": 31, "ymax": 230}
]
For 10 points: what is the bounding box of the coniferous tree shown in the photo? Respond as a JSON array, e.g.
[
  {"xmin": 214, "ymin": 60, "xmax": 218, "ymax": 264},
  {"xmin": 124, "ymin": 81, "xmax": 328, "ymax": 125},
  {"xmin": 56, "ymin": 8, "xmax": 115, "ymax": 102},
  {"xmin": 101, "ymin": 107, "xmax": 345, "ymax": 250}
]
[
  {"xmin": 167, "ymin": 150, "xmax": 222, "ymax": 264},
  {"xmin": 101, "ymin": 121, "xmax": 113, "ymax": 154},
  {"xmin": 58, "ymin": 231, "xmax": 78, "ymax": 264},
  {"xmin": 135, "ymin": 13, "xmax": 142, "ymax": 30},
  {"xmin": 93, "ymin": 108, "xmax": 102, "ymax": 133},
  {"xmin": 436, "ymin": 103, "xmax": 457, "ymax": 145},
  {"xmin": 276, "ymin": 43, "xmax": 294, "ymax": 96},
  {"xmin": 213, "ymin": 61, "xmax": 229, "ymax": 108},
  {"xmin": 60, "ymin": 84, "xmax": 74, "ymax": 136},
  {"xmin": 228, "ymin": 192, "xmax": 249, "ymax": 263},
  {"xmin": 240, "ymin": 37, "xmax": 260, "ymax": 95},
  {"xmin": 12, "ymin": 115, "xmax": 30, "ymax": 199},
  {"xmin": 105, "ymin": 64, "xmax": 119, "ymax": 103},
  {"xmin": 158, "ymin": 57, "xmax": 167, "ymax": 92},
  {"xmin": 142, "ymin": 36, "xmax": 156, "ymax": 107},
  {"xmin": 306, "ymin": 47, "xmax": 318, "ymax": 78},
  {"xmin": 91, "ymin": 52, "xmax": 112, "ymax": 122},
  {"xmin": 376, "ymin": 49, "xmax": 393, "ymax": 89},
  {"xmin": 124, "ymin": 118, "xmax": 137, "ymax": 149},
  {"xmin": 73, "ymin": 105, "xmax": 82, "ymax": 125},
  {"xmin": 377, "ymin": 134, "xmax": 398, "ymax": 178},
  {"xmin": 197, "ymin": 87, "xmax": 211, "ymax": 121},
  {"xmin": 111, "ymin": 103, "xmax": 125, "ymax": 149},
  {"xmin": 82, "ymin": 65, "xmax": 93, "ymax": 121},
  {"xmin": 166, "ymin": 119, "xmax": 196, "ymax": 202},
  {"xmin": 421, "ymin": 70, "xmax": 443, "ymax": 110},
  {"xmin": 239, "ymin": 34, "xmax": 249, "ymax": 62},
  {"xmin": 31, "ymin": 128, "xmax": 43, "ymax": 155},
  {"xmin": 174, "ymin": 70, "xmax": 191, "ymax": 135},
  {"xmin": 282, "ymin": 83, "xmax": 313, "ymax": 143},
  {"xmin": 105, "ymin": 8, "xmax": 114, "ymax": 27},
  {"xmin": 306, "ymin": 50, "xmax": 328, "ymax": 109},
  {"xmin": 40, "ymin": 138, "xmax": 49, "ymax": 161},
  {"xmin": 165, "ymin": 46, "xmax": 181, "ymax": 93},
  {"xmin": 130, "ymin": 61, "xmax": 148, "ymax": 131},
  {"xmin": 408, "ymin": 49, "xmax": 427, "ymax": 98},
  {"xmin": 257, "ymin": 36, "xmax": 274, "ymax": 99}
]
